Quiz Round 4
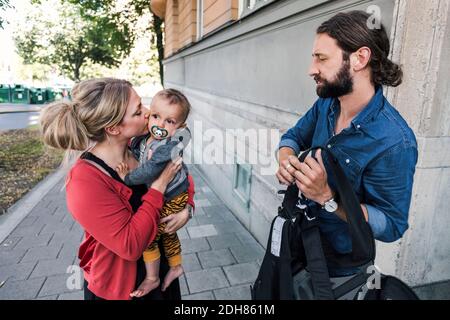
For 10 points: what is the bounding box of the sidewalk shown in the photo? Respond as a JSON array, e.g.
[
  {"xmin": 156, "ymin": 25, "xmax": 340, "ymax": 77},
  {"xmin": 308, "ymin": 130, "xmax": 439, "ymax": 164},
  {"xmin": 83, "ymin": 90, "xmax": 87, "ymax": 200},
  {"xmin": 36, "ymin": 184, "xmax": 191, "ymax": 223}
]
[
  {"xmin": 0, "ymin": 103, "xmax": 43, "ymax": 114},
  {"xmin": 0, "ymin": 165, "xmax": 264, "ymax": 300}
]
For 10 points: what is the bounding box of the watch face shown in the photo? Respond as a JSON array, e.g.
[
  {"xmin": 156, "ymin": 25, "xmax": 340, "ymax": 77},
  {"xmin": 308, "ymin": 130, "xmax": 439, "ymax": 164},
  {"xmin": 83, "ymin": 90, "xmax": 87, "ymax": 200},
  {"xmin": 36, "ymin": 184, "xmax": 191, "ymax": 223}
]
[{"xmin": 325, "ymin": 200, "xmax": 338, "ymax": 213}]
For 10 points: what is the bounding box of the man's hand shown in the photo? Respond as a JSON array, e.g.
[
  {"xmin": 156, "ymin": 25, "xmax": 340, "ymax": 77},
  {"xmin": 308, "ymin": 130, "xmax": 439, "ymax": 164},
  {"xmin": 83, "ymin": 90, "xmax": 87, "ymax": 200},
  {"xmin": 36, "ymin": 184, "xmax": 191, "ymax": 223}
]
[
  {"xmin": 282, "ymin": 149, "xmax": 334, "ymax": 206},
  {"xmin": 160, "ymin": 207, "xmax": 190, "ymax": 234},
  {"xmin": 276, "ymin": 147, "xmax": 296, "ymax": 185}
]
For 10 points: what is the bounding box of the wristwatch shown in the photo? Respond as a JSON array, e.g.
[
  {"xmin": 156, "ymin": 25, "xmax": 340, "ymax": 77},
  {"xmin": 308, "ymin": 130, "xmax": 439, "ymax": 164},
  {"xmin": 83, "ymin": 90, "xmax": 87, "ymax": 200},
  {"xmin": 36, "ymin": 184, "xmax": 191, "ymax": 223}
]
[
  {"xmin": 323, "ymin": 197, "xmax": 338, "ymax": 213},
  {"xmin": 187, "ymin": 204, "xmax": 194, "ymax": 219}
]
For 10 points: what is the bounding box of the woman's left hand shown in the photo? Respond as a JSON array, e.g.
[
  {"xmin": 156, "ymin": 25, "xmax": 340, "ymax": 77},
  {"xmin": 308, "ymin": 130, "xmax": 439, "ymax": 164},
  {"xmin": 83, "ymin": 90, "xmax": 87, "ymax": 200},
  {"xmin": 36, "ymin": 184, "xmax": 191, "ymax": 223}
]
[{"xmin": 160, "ymin": 207, "xmax": 190, "ymax": 234}]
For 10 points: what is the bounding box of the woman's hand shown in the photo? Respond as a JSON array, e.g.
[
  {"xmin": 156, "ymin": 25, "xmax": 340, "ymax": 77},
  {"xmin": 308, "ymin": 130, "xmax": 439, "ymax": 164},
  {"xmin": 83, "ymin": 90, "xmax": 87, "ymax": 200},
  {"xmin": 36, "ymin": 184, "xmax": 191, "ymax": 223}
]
[
  {"xmin": 160, "ymin": 206, "xmax": 190, "ymax": 234},
  {"xmin": 151, "ymin": 157, "xmax": 182, "ymax": 194}
]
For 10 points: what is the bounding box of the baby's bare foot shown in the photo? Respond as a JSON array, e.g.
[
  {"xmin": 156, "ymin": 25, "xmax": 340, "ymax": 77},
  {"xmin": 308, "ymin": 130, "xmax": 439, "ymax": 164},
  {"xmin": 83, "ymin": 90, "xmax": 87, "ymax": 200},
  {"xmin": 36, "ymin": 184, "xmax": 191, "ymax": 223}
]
[
  {"xmin": 162, "ymin": 265, "xmax": 184, "ymax": 292},
  {"xmin": 130, "ymin": 277, "xmax": 160, "ymax": 298}
]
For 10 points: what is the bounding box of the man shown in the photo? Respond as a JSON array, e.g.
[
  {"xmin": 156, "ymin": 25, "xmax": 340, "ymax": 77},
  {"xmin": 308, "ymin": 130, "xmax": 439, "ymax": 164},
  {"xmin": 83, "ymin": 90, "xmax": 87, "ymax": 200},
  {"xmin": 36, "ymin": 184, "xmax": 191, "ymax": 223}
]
[{"xmin": 276, "ymin": 11, "xmax": 417, "ymax": 276}]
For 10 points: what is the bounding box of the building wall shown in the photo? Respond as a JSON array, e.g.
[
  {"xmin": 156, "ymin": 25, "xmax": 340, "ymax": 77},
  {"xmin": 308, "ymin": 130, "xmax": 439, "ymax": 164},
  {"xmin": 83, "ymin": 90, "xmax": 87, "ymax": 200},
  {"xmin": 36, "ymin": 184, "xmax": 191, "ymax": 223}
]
[
  {"xmin": 163, "ymin": 0, "xmax": 450, "ymax": 287},
  {"xmin": 164, "ymin": 0, "xmax": 180, "ymax": 58},
  {"xmin": 379, "ymin": 0, "xmax": 450, "ymax": 286},
  {"xmin": 178, "ymin": 0, "xmax": 197, "ymax": 48},
  {"xmin": 203, "ymin": 0, "xmax": 238, "ymax": 35}
]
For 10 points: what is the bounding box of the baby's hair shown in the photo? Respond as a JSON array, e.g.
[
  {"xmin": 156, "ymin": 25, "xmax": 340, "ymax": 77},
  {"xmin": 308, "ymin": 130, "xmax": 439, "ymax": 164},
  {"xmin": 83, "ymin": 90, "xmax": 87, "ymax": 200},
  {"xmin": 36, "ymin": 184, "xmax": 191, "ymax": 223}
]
[{"xmin": 154, "ymin": 88, "xmax": 191, "ymax": 123}]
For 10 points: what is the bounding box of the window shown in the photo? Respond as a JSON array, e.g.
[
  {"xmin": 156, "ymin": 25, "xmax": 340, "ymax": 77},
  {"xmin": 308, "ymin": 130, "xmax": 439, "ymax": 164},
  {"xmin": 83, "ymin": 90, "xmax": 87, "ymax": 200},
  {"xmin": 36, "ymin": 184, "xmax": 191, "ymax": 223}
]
[
  {"xmin": 196, "ymin": 0, "xmax": 203, "ymax": 41},
  {"xmin": 233, "ymin": 163, "xmax": 252, "ymax": 209},
  {"xmin": 239, "ymin": 0, "xmax": 277, "ymax": 18}
]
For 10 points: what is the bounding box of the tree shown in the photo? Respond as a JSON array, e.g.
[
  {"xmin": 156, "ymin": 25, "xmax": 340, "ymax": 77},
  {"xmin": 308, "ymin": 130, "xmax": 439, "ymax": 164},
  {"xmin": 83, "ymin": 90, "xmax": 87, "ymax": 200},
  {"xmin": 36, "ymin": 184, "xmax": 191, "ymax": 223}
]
[
  {"xmin": 70, "ymin": 0, "xmax": 165, "ymax": 85},
  {"xmin": 133, "ymin": 0, "xmax": 165, "ymax": 85},
  {"xmin": 14, "ymin": 0, "xmax": 134, "ymax": 81},
  {"xmin": 0, "ymin": 0, "xmax": 11, "ymax": 29}
]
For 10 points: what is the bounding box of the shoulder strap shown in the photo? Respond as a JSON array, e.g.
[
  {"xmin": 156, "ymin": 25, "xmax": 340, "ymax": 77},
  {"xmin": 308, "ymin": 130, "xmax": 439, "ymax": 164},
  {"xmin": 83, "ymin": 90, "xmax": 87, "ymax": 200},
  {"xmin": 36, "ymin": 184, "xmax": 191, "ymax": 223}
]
[
  {"xmin": 80, "ymin": 152, "xmax": 123, "ymax": 183},
  {"xmin": 316, "ymin": 147, "xmax": 376, "ymax": 265},
  {"xmin": 300, "ymin": 216, "xmax": 335, "ymax": 299}
]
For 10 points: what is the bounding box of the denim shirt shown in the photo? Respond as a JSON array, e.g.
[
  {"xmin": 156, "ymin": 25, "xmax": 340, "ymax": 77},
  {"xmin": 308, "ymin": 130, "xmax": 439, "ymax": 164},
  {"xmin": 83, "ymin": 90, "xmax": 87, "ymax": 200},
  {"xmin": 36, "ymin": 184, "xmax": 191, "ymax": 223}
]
[{"xmin": 279, "ymin": 87, "xmax": 418, "ymax": 266}]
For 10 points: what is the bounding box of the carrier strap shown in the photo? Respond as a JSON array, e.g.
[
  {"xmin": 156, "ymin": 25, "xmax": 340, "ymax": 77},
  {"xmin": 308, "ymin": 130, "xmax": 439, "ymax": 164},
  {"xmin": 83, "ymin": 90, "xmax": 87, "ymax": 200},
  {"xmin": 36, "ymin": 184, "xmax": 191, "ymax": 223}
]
[{"xmin": 301, "ymin": 221, "xmax": 334, "ymax": 299}]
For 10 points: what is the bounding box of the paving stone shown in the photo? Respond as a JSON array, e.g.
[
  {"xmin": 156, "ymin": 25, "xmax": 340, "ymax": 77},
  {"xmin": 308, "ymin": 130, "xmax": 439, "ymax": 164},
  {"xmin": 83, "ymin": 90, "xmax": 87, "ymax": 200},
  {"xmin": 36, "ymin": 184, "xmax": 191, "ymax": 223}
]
[
  {"xmin": 14, "ymin": 233, "xmax": 53, "ymax": 250},
  {"xmin": 179, "ymin": 274, "xmax": 189, "ymax": 296},
  {"xmin": 214, "ymin": 284, "xmax": 252, "ymax": 300},
  {"xmin": 20, "ymin": 244, "xmax": 62, "ymax": 263},
  {"xmin": 183, "ymin": 291, "xmax": 215, "ymax": 300},
  {"xmin": 192, "ymin": 207, "xmax": 206, "ymax": 216},
  {"xmin": 185, "ymin": 268, "xmax": 229, "ymax": 294},
  {"xmin": 203, "ymin": 205, "xmax": 229, "ymax": 217},
  {"xmin": 16, "ymin": 216, "xmax": 39, "ymax": 228},
  {"xmin": 58, "ymin": 242, "xmax": 81, "ymax": 260},
  {"xmin": 198, "ymin": 249, "xmax": 236, "ymax": 268},
  {"xmin": 235, "ymin": 232, "xmax": 260, "ymax": 245},
  {"xmin": 229, "ymin": 243, "xmax": 264, "ymax": 264},
  {"xmin": 37, "ymin": 200, "xmax": 59, "ymax": 215},
  {"xmin": 0, "ymin": 261, "xmax": 37, "ymax": 281},
  {"xmin": 200, "ymin": 186, "xmax": 212, "ymax": 193},
  {"xmin": 185, "ymin": 216, "xmax": 199, "ymax": 227},
  {"xmin": 177, "ymin": 227, "xmax": 189, "ymax": 240},
  {"xmin": 35, "ymin": 295, "xmax": 58, "ymax": 300},
  {"xmin": 38, "ymin": 273, "xmax": 81, "ymax": 297},
  {"xmin": 71, "ymin": 223, "xmax": 84, "ymax": 234},
  {"xmin": 48, "ymin": 230, "xmax": 83, "ymax": 247},
  {"xmin": 180, "ymin": 237, "xmax": 210, "ymax": 254},
  {"xmin": 207, "ymin": 234, "xmax": 243, "ymax": 250},
  {"xmin": 0, "ymin": 167, "xmax": 270, "ymax": 300},
  {"xmin": 0, "ymin": 276, "xmax": 46, "ymax": 300},
  {"xmin": 195, "ymin": 215, "xmax": 225, "ymax": 225},
  {"xmin": 182, "ymin": 253, "xmax": 202, "ymax": 272},
  {"xmin": 223, "ymin": 262, "xmax": 260, "ymax": 286},
  {"xmin": 0, "ymin": 237, "xmax": 22, "ymax": 251},
  {"xmin": 0, "ymin": 249, "xmax": 27, "ymax": 266},
  {"xmin": 194, "ymin": 193, "xmax": 208, "ymax": 200},
  {"xmin": 36, "ymin": 213, "xmax": 66, "ymax": 226},
  {"xmin": 9, "ymin": 223, "xmax": 46, "ymax": 237},
  {"xmin": 206, "ymin": 205, "xmax": 238, "ymax": 222},
  {"xmin": 187, "ymin": 224, "xmax": 218, "ymax": 238},
  {"xmin": 206, "ymin": 196, "xmax": 223, "ymax": 205},
  {"xmin": 195, "ymin": 199, "xmax": 212, "ymax": 208},
  {"xmin": 58, "ymin": 290, "xmax": 83, "ymax": 300},
  {"xmin": 413, "ymin": 280, "xmax": 450, "ymax": 300},
  {"xmin": 214, "ymin": 221, "xmax": 248, "ymax": 235},
  {"xmin": 30, "ymin": 256, "xmax": 75, "ymax": 278},
  {"xmin": 40, "ymin": 219, "xmax": 75, "ymax": 235},
  {"xmin": 28, "ymin": 201, "xmax": 59, "ymax": 218}
]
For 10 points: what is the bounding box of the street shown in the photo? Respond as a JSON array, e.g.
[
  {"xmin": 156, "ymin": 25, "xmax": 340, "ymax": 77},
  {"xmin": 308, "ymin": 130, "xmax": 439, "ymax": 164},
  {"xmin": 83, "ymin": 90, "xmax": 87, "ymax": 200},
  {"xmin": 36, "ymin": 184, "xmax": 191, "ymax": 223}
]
[{"xmin": 0, "ymin": 103, "xmax": 44, "ymax": 131}]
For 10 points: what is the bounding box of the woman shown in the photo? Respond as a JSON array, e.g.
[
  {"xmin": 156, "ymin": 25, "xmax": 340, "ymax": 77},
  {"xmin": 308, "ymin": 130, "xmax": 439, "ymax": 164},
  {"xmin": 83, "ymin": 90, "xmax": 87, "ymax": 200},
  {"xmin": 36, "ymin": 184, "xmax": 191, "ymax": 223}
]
[{"xmin": 40, "ymin": 78, "xmax": 194, "ymax": 300}]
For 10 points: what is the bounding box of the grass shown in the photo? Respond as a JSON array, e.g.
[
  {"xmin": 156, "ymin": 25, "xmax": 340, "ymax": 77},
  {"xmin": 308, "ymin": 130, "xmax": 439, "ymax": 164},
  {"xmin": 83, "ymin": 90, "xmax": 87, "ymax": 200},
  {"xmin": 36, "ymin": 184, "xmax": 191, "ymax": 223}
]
[{"xmin": 0, "ymin": 127, "xmax": 64, "ymax": 214}]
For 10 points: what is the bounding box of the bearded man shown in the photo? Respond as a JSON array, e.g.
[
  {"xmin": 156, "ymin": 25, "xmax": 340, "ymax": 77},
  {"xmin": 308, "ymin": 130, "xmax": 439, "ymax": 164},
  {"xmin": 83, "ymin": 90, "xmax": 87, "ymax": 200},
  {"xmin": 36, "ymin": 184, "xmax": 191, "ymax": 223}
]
[{"xmin": 276, "ymin": 11, "xmax": 418, "ymax": 277}]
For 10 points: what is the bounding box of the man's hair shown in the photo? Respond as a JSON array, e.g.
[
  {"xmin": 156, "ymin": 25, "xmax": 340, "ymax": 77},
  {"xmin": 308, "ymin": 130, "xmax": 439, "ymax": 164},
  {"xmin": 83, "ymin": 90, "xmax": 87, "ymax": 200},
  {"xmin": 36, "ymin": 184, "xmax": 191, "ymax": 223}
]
[
  {"xmin": 154, "ymin": 88, "xmax": 191, "ymax": 123},
  {"xmin": 317, "ymin": 10, "xmax": 402, "ymax": 87}
]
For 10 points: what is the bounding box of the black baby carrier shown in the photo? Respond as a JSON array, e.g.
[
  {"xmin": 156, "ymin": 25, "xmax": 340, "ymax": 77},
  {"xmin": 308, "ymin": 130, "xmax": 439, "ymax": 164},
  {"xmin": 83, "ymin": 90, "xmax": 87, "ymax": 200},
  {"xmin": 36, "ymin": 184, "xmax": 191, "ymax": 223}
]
[{"xmin": 251, "ymin": 147, "xmax": 419, "ymax": 300}]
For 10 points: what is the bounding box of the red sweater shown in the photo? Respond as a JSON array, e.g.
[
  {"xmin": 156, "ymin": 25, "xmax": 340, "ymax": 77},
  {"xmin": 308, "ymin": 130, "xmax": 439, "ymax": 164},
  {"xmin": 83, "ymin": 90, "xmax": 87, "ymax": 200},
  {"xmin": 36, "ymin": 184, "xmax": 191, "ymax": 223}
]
[{"xmin": 66, "ymin": 159, "xmax": 195, "ymax": 300}]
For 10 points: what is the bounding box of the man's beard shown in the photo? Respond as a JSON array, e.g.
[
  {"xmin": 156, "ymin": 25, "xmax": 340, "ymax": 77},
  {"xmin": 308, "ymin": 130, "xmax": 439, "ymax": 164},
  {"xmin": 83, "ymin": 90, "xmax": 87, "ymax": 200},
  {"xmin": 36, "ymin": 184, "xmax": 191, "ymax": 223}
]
[{"xmin": 315, "ymin": 60, "xmax": 353, "ymax": 98}]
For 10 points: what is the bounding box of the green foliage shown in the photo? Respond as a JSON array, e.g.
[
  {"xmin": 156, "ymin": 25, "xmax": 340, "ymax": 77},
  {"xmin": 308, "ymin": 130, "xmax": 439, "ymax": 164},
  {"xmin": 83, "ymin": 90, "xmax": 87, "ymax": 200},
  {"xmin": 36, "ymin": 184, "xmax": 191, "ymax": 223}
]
[
  {"xmin": 14, "ymin": 0, "xmax": 134, "ymax": 81},
  {"xmin": 69, "ymin": 0, "xmax": 164, "ymax": 85},
  {"xmin": 0, "ymin": 0, "xmax": 11, "ymax": 29}
]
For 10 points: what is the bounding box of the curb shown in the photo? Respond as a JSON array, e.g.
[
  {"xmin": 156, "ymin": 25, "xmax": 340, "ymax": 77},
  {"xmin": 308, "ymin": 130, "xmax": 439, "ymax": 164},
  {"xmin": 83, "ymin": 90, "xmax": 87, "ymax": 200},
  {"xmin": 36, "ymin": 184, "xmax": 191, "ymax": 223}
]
[
  {"xmin": 0, "ymin": 167, "xmax": 66, "ymax": 243},
  {"xmin": 0, "ymin": 107, "xmax": 42, "ymax": 114}
]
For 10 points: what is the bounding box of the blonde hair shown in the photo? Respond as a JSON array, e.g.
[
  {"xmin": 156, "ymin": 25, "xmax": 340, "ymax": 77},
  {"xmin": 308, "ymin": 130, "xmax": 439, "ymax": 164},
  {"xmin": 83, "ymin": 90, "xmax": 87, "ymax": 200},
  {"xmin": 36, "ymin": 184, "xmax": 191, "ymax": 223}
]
[{"xmin": 40, "ymin": 78, "xmax": 132, "ymax": 151}]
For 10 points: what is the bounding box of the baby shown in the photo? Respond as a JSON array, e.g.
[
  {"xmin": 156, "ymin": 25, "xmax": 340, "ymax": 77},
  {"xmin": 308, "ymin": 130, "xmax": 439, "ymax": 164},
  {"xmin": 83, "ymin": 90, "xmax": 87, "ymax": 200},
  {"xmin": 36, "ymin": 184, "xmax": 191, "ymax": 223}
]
[{"xmin": 116, "ymin": 88, "xmax": 193, "ymax": 297}]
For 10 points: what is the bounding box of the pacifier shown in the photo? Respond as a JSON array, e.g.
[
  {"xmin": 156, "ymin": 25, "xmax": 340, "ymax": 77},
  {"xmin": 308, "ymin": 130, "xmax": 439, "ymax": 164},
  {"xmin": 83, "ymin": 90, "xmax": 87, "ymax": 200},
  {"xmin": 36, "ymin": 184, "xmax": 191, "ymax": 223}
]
[{"xmin": 150, "ymin": 125, "xmax": 169, "ymax": 139}]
